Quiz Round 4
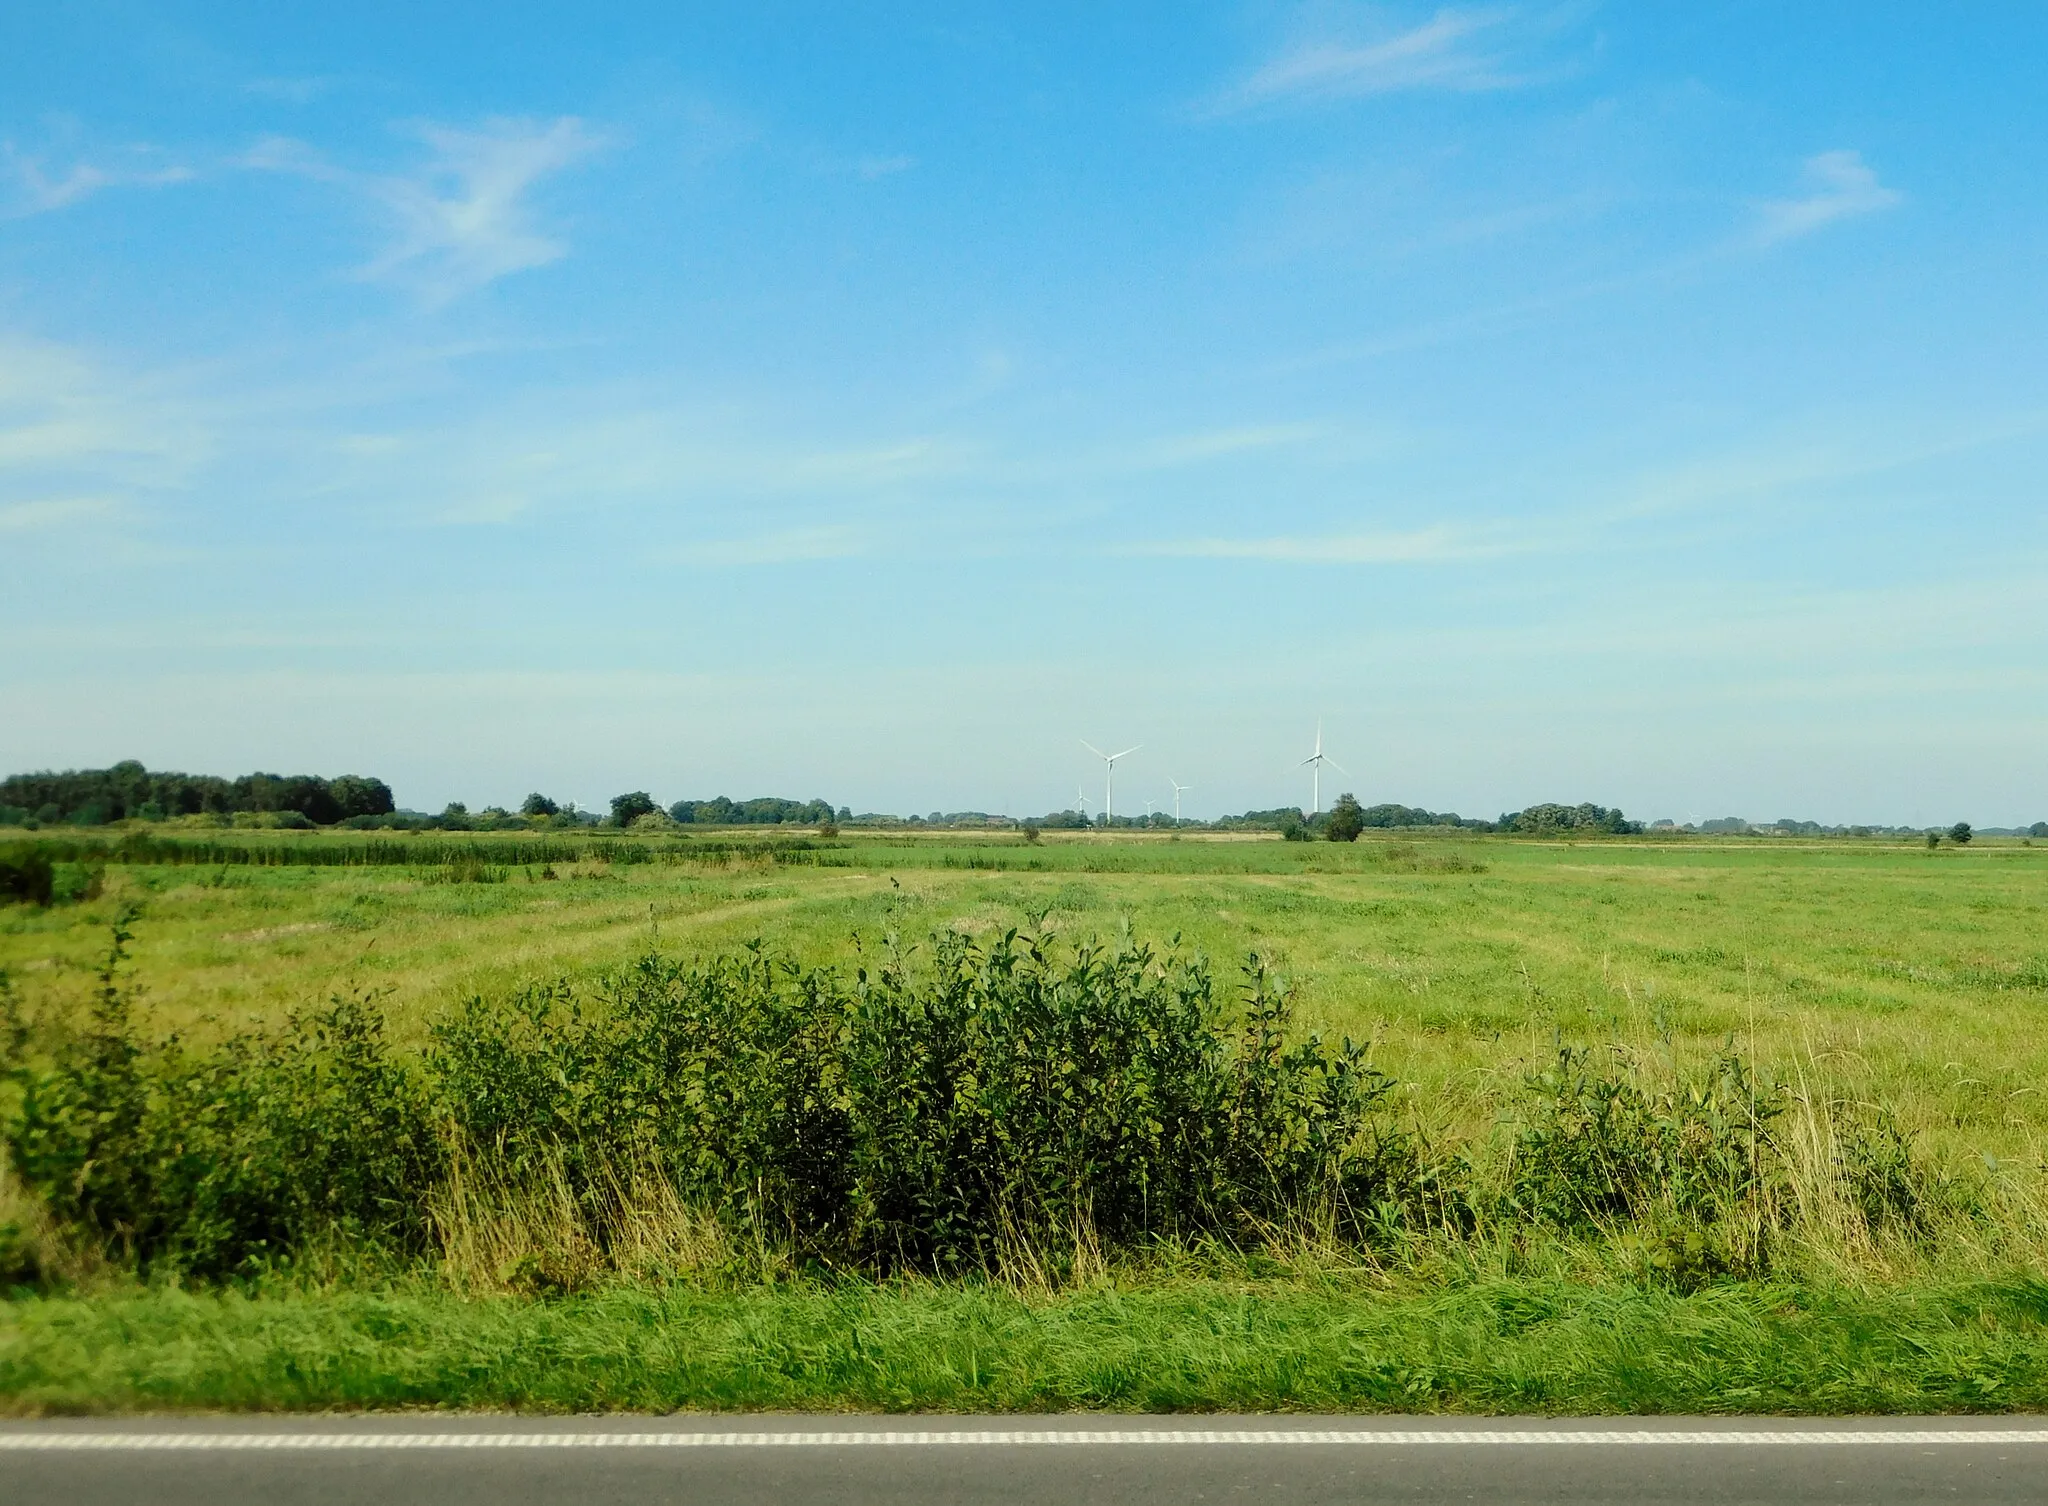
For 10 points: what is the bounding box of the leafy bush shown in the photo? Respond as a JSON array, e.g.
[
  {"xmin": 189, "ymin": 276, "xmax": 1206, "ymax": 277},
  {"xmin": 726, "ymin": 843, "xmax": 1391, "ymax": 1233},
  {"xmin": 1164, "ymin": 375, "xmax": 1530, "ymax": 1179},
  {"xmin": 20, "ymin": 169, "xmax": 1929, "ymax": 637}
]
[
  {"xmin": 1505, "ymin": 1047, "xmax": 1781, "ymax": 1233},
  {"xmin": 0, "ymin": 914, "xmax": 440, "ymax": 1276},
  {"xmin": 0, "ymin": 845, "xmax": 54, "ymax": 907},
  {"xmin": 609, "ymin": 792, "xmax": 658, "ymax": 827},
  {"xmin": 1325, "ymin": 793, "xmax": 1365, "ymax": 843},
  {"xmin": 0, "ymin": 917, "xmax": 1961, "ymax": 1287},
  {"xmin": 430, "ymin": 932, "xmax": 1419, "ymax": 1273}
]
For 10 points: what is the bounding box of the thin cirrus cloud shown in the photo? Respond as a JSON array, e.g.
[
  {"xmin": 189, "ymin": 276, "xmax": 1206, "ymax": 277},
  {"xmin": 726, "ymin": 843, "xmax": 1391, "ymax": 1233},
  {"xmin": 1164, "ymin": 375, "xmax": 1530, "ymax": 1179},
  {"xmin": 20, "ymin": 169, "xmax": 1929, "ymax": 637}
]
[
  {"xmin": 1135, "ymin": 524, "xmax": 1523, "ymax": 564},
  {"xmin": 0, "ymin": 495, "xmax": 121, "ymax": 533},
  {"xmin": 1754, "ymin": 150, "xmax": 1902, "ymax": 245},
  {"xmin": 1216, "ymin": 6, "xmax": 1532, "ymax": 111},
  {"xmin": 1, "ymin": 142, "xmax": 193, "ymax": 217},
  {"xmin": 246, "ymin": 116, "xmax": 603, "ymax": 302},
  {"xmin": 669, "ymin": 525, "xmax": 865, "ymax": 567}
]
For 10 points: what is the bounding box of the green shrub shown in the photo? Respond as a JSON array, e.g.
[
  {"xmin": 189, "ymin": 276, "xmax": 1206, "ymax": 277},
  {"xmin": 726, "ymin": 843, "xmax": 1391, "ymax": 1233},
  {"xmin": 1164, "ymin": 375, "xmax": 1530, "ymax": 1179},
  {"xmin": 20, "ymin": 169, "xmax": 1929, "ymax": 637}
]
[
  {"xmin": 1505, "ymin": 1046, "xmax": 1781, "ymax": 1230},
  {"xmin": 0, "ymin": 845, "xmax": 54, "ymax": 907},
  {"xmin": 428, "ymin": 932, "xmax": 1419, "ymax": 1273},
  {"xmin": 1, "ymin": 914, "xmax": 440, "ymax": 1276}
]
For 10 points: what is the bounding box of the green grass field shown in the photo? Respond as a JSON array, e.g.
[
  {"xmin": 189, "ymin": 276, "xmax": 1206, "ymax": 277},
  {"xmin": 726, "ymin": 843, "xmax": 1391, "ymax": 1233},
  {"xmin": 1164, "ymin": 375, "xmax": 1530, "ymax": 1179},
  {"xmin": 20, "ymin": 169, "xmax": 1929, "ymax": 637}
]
[
  {"xmin": 3, "ymin": 827, "xmax": 2047, "ymax": 1414},
  {"xmin": 8, "ymin": 829, "xmax": 2045, "ymax": 1156}
]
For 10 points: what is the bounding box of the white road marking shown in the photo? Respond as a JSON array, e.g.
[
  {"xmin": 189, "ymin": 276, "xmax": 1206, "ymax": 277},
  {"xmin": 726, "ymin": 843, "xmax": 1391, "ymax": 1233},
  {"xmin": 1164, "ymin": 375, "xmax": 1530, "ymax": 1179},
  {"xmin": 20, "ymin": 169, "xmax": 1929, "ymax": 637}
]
[{"xmin": 0, "ymin": 1428, "xmax": 2045, "ymax": 1451}]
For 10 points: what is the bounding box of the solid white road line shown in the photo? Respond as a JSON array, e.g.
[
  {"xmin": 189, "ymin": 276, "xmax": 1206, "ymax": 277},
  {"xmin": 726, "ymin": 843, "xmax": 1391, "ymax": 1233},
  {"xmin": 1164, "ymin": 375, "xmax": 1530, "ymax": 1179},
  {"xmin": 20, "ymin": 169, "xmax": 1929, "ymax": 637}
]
[{"xmin": 3, "ymin": 1428, "xmax": 2048, "ymax": 1452}]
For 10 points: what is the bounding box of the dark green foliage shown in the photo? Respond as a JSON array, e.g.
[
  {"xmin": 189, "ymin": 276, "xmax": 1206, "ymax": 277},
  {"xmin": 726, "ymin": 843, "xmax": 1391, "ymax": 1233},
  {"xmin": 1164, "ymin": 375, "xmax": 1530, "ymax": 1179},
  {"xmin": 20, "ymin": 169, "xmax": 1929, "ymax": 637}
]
[
  {"xmin": 1325, "ymin": 793, "xmax": 1365, "ymax": 843},
  {"xmin": 520, "ymin": 793, "xmax": 559, "ymax": 818},
  {"xmin": 1033, "ymin": 810, "xmax": 1092, "ymax": 829},
  {"xmin": 1280, "ymin": 815, "xmax": 1311, "ymax": 842},
  {"xmin": 1837, "ymin": 1110, "xmax": 1931, "ymax": 1236},
  {"xmin": 0, "ymin": 914, "xmax": 440, "ymax": 1276},
  {"xmin": 17, "ymin": 833, "xmax": 815, "ymax": 872},
  {"xmin": 1357, "ymin": 803, "xmax": 1482, "ymax": 829},
  {"xmin": 1950, "ymin": 822, "xmax": 1974, "ymax": 846},
  {"xmin": 1927, "ymin": 831, "xmax": 1942, "ymax": 849},
  {"xmin": 0, "ymin": 844, "xmax": 55, "ymax": 907},
  {"xmin": 2031, "ymin": 821, "xmax": 2048, "ymax": 838},
  {"xmin": 1499, "ymin": 803, "xmax": 1642, "ymax": 836},
  {"xmin": 0, "ymin": 916, "xmax": 1956, "ymax": 1289},
  {"xmin": 1506, "ymin": 1047, "xmax": 1780, "ymax": 1235},
  {"xmin": 669, "ymin": 795, "xmax": 838, "ymax": 825},
  {"xmin": 609, "ymin": 792, "xmax": 658, "ymax": 827},
  {"xmin": 0, "ymin": 761, "xmax": 392, "ymax": 826},
  {"xmin": 430, "ymin": 933, "xmax": 1418, "ymax": 1273}
]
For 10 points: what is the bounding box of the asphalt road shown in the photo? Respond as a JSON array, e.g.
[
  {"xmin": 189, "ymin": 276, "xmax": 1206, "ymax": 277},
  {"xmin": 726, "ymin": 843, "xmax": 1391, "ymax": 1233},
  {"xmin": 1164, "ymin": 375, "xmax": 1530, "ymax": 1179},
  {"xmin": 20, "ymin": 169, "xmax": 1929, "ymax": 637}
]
[{"xmin": 5, "ymin": 1416, "xmax": 2046, "ymax": 1505}]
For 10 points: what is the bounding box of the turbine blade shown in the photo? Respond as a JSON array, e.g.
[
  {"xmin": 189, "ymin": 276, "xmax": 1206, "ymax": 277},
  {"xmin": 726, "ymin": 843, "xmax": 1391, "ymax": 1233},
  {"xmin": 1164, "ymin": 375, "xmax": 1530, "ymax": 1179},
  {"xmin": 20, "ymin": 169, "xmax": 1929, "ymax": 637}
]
[
  {"xmin": 1111, "ymin": 745, "xmax": 1140, "ymax": 761},
  {"xmin": 1325, "ymin": 757, "xmax": 1350, "ymax": 777},
  {"xmin": 1081, "ymin": 740, "xmax": 1106, "ymax": 759}
]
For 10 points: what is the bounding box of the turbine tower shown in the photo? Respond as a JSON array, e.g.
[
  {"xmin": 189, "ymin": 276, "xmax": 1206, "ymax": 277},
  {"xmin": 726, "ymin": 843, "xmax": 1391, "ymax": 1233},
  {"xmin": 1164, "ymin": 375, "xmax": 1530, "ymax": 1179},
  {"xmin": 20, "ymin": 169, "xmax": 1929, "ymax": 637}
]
[
  {"xmin": 1299, "ymin": 720, "xmax": 1348, "ymax": 815},
  {"xmin": 1082, "ymin": 740, "xmax": 1140, "ymax": 823},
  {"xmin": 1168, "ymin": 778, "xmax": 1193, "ymax": 824}
]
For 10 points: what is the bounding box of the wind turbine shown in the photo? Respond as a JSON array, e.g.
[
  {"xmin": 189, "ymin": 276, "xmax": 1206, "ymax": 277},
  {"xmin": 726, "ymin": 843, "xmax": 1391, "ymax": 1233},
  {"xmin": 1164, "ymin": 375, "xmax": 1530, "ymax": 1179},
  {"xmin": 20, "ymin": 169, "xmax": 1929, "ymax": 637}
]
[
  {"xmin": 1168, "ymin": 778, "xmax": 1193, "ymax": 824},
  {"xmin": 1076, "ymin": 785, "xmax": 1089, "ymax": 819},
  {"xmin": 1082, "ymin": 740, "xmax": 1140, "ymax": 823},
  {"xmin": 1299, "ymin": 720, "xmax": 1348, "ymax": 815}
]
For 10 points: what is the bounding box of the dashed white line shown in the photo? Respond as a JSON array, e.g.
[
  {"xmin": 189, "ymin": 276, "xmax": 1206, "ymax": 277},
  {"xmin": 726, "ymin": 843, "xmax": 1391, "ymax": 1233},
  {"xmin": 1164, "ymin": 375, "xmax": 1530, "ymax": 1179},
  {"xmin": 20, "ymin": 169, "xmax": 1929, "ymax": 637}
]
[{"xmin": 0, "ymin": 1428, "xmax": 2044, "ymax": 1452}]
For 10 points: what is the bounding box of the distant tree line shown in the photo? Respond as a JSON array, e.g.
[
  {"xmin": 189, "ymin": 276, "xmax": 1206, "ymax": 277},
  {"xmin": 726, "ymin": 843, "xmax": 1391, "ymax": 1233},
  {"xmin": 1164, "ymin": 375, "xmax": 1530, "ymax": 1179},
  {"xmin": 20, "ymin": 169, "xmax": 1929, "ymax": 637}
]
[
  {"xmin": 1496, "ymin": 802, "xmax": 1642, "ymax": 835},
  {"xmin": 1213, "ymin": 800, "xmax": 1638, "ymax": 837},
  {"xmin": 667, "ymin": 796, "xmax": 844, "ymax": 826},
  {"xmin": 0, "ymin": 761, "xmax": 393, "ymax": 828},
  {"xmin": 575, "ymin": 793, "xmax": 849, "ymax": 828}
]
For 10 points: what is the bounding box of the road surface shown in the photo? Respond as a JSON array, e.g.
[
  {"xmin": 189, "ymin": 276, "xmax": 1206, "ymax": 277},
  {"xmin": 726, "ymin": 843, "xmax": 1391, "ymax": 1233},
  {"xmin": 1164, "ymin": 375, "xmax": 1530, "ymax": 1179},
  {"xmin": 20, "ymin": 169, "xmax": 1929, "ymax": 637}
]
[{"xmin": 4, "ymin": 1415, "xmax": 2045, "ymax": 1504}]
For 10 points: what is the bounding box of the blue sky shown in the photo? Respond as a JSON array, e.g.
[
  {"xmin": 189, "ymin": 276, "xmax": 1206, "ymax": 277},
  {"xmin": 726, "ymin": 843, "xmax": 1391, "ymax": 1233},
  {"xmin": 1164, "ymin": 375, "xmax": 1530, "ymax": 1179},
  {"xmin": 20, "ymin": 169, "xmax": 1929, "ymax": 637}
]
[{"xmin": 3, "ymin": 3, "xmax": 2044, "ymax": 824}]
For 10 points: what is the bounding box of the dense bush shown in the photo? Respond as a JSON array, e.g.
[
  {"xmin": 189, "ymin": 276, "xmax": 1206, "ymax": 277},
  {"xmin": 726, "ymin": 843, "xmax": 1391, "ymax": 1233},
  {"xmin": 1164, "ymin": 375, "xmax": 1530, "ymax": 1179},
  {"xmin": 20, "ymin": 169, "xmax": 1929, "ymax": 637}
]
[
  {"xmin": 0, "ymin": 846, "xmax": 55, "ymax": 907},
  {"xmin": 0, "ymin": 919, "xmax": 1957, "ymax": 1287},
  {"xmin": 1, "ymin": 915, "xmax": 440, "ymax": 1275},
  {"xmin": 1324, "ymin": 794, "xmax": 1365, "ymax": 843},
  {"xmin": 431, "ymin": 932, "xmax": 1418, "ymax": 1271},
  {"xmin": 1506, "ymin": 1047, "xmax": 1779, "ymax": 1229}
]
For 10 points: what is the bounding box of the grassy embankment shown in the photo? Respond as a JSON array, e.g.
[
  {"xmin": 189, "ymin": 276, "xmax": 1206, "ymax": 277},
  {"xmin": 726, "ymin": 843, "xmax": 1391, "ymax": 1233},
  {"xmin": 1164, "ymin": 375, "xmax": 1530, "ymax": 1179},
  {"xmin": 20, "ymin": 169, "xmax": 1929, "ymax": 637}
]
[{"xmin": 2, "ymin": 827, "xmax": 2046, "ymax": 1414}]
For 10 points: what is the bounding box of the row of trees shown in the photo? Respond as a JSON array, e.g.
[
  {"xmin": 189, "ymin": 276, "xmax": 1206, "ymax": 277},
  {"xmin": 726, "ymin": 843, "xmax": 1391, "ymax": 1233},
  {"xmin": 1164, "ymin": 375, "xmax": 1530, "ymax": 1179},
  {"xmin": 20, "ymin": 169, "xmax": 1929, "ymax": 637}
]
[
  {"xmin": 597, "ymin": 793, "xmax": 847, "ymax": 828},
  {"xmin": 0, "ymin": 761, "xmax": 394, "ymax": 828}
]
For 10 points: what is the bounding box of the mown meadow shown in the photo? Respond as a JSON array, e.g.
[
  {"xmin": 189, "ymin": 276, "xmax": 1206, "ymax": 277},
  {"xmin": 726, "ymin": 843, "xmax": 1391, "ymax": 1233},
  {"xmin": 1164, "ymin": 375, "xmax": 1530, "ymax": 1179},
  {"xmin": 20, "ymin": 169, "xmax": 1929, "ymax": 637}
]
[{"xmin": 2, "ymin": 826, "xmax": 2046, "ymax": 1414}]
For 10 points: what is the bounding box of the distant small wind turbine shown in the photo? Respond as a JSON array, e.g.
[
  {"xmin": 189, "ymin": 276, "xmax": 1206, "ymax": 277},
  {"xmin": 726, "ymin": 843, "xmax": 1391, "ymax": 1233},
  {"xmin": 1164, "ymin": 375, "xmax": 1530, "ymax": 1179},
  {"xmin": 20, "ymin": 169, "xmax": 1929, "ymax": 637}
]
[
  {"xmin": 1168, "ymin": 778, "xmax": 1193, "ymax": 823},
  {"xmin": 1082, "ymin": 740, "xmax": 1140, "ymax": 822},
  {"xmin": 1076, "ymin": 784, "xmax": 1089, "ymax": 818},
  {"xmin": 1299, "ymin": 720, "xmax": 1348, "ymax": 815}
]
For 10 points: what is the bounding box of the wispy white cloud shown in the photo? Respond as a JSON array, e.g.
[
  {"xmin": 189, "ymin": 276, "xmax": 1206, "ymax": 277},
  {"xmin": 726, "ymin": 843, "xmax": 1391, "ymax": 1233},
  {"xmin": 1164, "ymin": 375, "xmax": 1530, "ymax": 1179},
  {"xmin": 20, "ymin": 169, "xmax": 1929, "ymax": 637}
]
[
  {"xmin": 670, "ymin": 525, "xmax": 864, "ymax": 566},
  {"xmin": 855, "ymin": 154, "xmax": 915, "ymax": 180},
  {"xmin": 247, "ymin": 116, "xmax": 604, "ymax": 301},
  {"xmin": 1216, "ymin": 7, "xmax": 1533, "ymax": 111},
  {"xmin": 0, "ymin": 495, "xmax": 120, "ymax": 532},
  {"xmin": 0, "ymin": 338, "xmax": 206, "ymax": 486},
  {"xmin": 1, "ymin": 140, "xmax": 192, "ymax": 217},
  {"xmin": 244, "ymin": 76, "xmax": 334, "ymax": 104},
  {"xmin": 1131, "ymin": 424, "xmax": 1325, "ymax": 468},
  {"xmin": 1136, "ymin": 524, "xmax": 1521, "ymax": 564},
  {"xmin": 1754, "ymin": 150, "xmax": 1901, "ymax": 245}
]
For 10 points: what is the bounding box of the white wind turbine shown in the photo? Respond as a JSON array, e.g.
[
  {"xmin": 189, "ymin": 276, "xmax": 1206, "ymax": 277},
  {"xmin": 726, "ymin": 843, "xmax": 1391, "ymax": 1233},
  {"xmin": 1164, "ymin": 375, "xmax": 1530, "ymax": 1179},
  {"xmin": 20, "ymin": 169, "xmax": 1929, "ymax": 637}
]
[
  {"xmin": 1168, "ymin": 778, "xmax": 1193, "ymax": 824},
  {"xmin": 1299, "ymin": 720, "xmax": 1348, "ymax": 815},
  {"xmin": 1082, "ymin": 740, "xmax": 1140, "ymax": 823}
]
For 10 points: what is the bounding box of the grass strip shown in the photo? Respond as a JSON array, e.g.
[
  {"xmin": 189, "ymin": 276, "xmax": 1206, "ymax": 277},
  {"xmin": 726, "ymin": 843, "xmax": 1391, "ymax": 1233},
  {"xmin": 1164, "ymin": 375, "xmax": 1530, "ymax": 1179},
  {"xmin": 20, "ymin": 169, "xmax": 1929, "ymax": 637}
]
[{"xmin": 5, "ymin": 1279, "xmax": 2048, "ymax": 1416}]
